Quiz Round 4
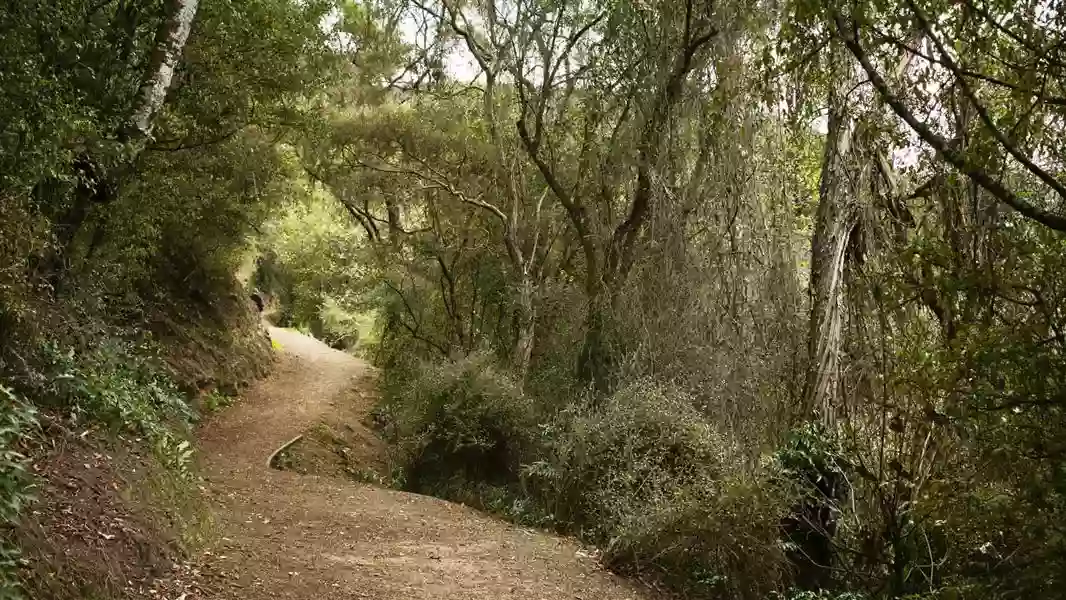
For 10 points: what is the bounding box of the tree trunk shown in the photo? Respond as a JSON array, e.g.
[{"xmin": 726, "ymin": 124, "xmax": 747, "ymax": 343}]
[
  {"xmin": 49, "ymin": 0, "xmax": 199, "ymax": 292},
  {"xmin": 803, "ymin": 64, "xmax": 858, "ymax": 427},
  {"xmin": 126, "ymin": 0, "xmax": 200, "ymax": 140},
  {"xmin": 577, "ymin": 287, "xmax": 613, "ymax": 393},
  {"xmin": 512, "ymin": 276, "xmax": 536, "ymax": 381},
  {"xmin": 789, "ymin": 49, "xmax": 866, "ymax": 593}
]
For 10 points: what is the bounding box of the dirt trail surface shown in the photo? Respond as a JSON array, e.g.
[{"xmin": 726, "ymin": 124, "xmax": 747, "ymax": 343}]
[{"xmin": 195, "ymin": 327, "xmax": 656, "ymax": 599}]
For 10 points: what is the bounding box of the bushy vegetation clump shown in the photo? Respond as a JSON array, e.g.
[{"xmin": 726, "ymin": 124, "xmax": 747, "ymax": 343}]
[
  {"xmin": 375, "ymin": 364, "xmax": 790, "ymax": 598},
  {"xmin": 0, "ymin": 387, "xmax": 38, "ymax": 598},
  {"xmin": 377, "ymin": 354, "xmax": 537, "ymax": 495}
]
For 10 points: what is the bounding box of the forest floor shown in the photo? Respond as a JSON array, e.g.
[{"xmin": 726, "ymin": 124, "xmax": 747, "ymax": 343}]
[{"xmin": 190, "ymin": 327, "xmax": 656, "ymax": 599}]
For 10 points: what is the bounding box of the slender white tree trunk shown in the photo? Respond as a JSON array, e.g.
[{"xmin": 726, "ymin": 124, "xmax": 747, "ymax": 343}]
[{"xmin": 128, "ymin": 0, "xmax": 200, "ymax": 140}]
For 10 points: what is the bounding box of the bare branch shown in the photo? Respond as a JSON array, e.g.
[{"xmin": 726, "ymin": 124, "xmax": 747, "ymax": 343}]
[
  {"xmin": 905, "ymin": 0, "xmax": 1066, "ymax": 204},
  {"xmin": 354, "ymin": 157, "xmax": 513, "ymax": 234},
  {"xmin": 834, "ymin": 11, "xmax": 1066, "ymax": 232}
]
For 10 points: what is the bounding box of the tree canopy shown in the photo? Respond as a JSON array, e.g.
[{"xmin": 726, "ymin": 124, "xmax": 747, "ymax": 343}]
[{"xmin": 4, "ymin": 0, "xmax": 1066, "ymax": 598}]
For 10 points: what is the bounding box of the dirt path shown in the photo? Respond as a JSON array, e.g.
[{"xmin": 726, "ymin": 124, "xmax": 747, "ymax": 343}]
[{"xmin": 195, "ymin": 327, "xmax": 656, "ymax": 600}]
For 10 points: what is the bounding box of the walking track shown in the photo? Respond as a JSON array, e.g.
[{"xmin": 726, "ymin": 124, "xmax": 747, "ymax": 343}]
[{"xmin": 195, "ymin": 327, "xmax": 655, "ymax": 599}]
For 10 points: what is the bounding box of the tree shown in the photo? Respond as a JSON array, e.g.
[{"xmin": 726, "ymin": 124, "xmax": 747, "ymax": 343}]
[
  {"xmin": 407, "ymin": 0, "xmax": 729, "ymax": 390},
  {"xmin": 830, "ymin": 0, "xmax": 1066, "ymax": 231},
  {"xmin": 49, "ymin": 0, "xmax": 201, "ymax": 288}
]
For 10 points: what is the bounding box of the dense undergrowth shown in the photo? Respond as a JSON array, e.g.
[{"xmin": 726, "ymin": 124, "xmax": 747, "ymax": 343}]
[
  {"xmin": 0, "ymin": 0, "xmax": 339, "ymax": 596},
  {"xmin": 367, "ymin": 323, "xmax": 1066, "ymax": 600},
  {"xmin": 370, "ymin": 342, "xmax": 1066, "ymax": 600},
  {"xmin": 373, "ymin": 354, "xmax": 790, "ymax": 599},
  {"xmin": 279, "ymin": 0, "xmax": 1066, "ymax": 595},
  {"xmin": 0, "ymin": 266, "xmax": 272, "ymax": 598}
]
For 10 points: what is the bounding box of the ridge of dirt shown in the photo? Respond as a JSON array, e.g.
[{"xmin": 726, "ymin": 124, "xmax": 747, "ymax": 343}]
[{"xmin": 191, "ymin": 327, "xmax": 659, "ymax": 599}]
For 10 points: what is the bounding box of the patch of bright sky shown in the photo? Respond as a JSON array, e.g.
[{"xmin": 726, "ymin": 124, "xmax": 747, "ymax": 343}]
[
  {"xmin": 320, "ymin": 2, "xmax": 481, "ymax": 81},
  {"xmin": 397, "ymin": 6, "xmax": 482, "ymax": 82},
  {"xmin": 328, "ymin": 0, "xmax": 1057, "ymax": 177}
]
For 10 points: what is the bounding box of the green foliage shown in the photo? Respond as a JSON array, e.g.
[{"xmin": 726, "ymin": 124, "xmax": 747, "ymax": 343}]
[
  {"xmin": 9, "ymin": 0, "xmax": 1066, "ymax": 598},
  {"xmin": 0, "ymin": 0, "xmax": 156, "ymax": 191},
  {"xmin": 0, "ymin": 386, "xmax": 39, "ymax": 600},
  {"xmin": 0, "ymin": 0, "xmax": 358, "ymax": 597},
  {"xmin": 523, "ymin": 381, "xmax": 788, "ymax": 598},
  {"xmin": 378, "ymin": 354, "xmax": 535, "ymax": 494},
  {"xmin": 255, "ymin": 196, "xmax": 379, "ymax": 351},
  {"xmin": 200, "ymin": 389, "xmax": 234, "ymax": 414},
  {"xmin": 525, "ymin": 381, "xmax": 725, "ymax": 532},
  {"xmin": 0, "ymin": 389, "xmax": 39, "ymax": 523},
  {"xmin": 39, "ymin": 340, "xmax": 197, "ymax": 480},
  {"xmin": 926, "ymin": 332, "xmax": 1066, "ymax": 598},
  {"xmin": 777, "ymin": 592, "xmax": 869, "ymax": 600},
  {"xmin": 0, "ymin": 197, "xmax": 50, "ymax": 323},
  {"xmin": 775, "ymin": 422, "xmax": 849, "ymax": 491}
]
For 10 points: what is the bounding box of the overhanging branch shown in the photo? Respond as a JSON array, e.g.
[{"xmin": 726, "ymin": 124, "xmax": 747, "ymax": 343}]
[{"xmin": 833, "ymin": 11, "xmax": 1066, "ymax": 232}]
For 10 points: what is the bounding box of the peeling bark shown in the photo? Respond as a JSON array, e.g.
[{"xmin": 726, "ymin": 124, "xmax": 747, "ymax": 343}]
[{"xmin": 804, "ymin": 53, "xmax": 859, "ymax": 425}]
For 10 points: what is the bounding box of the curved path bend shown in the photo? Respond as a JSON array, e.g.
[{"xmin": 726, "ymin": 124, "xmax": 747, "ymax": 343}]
[{"xmin": 196, "ymin": 327, "xmax": 655, "ymax": 600}]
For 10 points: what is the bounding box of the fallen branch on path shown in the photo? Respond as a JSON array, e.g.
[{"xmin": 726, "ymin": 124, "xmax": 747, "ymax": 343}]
[{"xmin": 267, "ymin": 434, "xmax": 304, "ymax": 469}]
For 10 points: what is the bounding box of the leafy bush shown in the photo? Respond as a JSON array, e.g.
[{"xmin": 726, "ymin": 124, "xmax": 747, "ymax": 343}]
[
  {"xmin": 0, "ymin": 385, "xmax": 39, "ymax": 600},
  {"xmin": 522, "ymin": 380, "xmax": 788, "ymax": 598},
  {"xmin": 377, "ymin": 354, "xmax": 537, "ymax": 496},
  {"xmin": 773, "ymin": 423, "xmax": 852, "ymax": 592},
  {"xmin": 524, "ymin": 381, "xmax": 725, "ymax": 531},
  {"xmin": 602, "ymin": 475, "xmax": 789, "ymax": 599},
  {"xmin": 38, "ymin": 340, "xmax": 197, "ymax": 480},
  {"xmin": 378, "ymin": 371, "xmax": 789, "ymax": 598}
]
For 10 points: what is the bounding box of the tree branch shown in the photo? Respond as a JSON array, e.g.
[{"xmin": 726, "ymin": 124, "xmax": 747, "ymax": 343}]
[
  {"xmin": 905, "ymin": 0, "xmax": 1066, "ymax": 205},
  {"xmin": 870, "ymin": 27, "xmax": 1066, "ymax": 106},
  {"xmin": 356, "ymin": 158, "xmax": 509, "ymax": 224},
  {"xmin": 383, "ymin": 279, "xmax": 449, "ymax": 355},
  {"xmin": 608, "ymin": 15, "xmax": 718, "ymax": 279},
  {"xmin": 834, "ymin": 12, "xmax": 1066, "ymax": 232}
]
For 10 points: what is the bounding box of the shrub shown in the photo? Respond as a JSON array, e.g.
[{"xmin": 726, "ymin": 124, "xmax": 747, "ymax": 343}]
[
  {"xmin": 379, "ymin": 353, "xmax": 537, "ymax": 496},
  {"xmin": 0, "ymin": 385, "xmax": 39, "ymax": 600},
  {"xmin": 523, "ymin": 381, "xmax": 724, "ymax": 530},
  {"xmin": 200, "ymin": 389, "xmax": 234, "ymax": 413},
  {"xmin": 38, "ymin": 339, "xmax": 197, "ymax": 480},
  {"xmin": 600, "ymin": 476, "xmax": 789, "ymax": 599},
  {"xmin": 42, "ymin": 340, "xmax": 192, "ymax": 430},
  {"xmin": 523, "ymin": 380, "xmax": 789, "ymax": 598}
]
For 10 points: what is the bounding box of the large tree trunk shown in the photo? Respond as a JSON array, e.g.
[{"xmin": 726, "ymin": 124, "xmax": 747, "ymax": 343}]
[
  {"xmin": 789, "ymin": 52, "xmax": 861, "ymax": 594},
  {"xmin": 803, "ymin": 66, "xmax": 858, "ymax": 427}
]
